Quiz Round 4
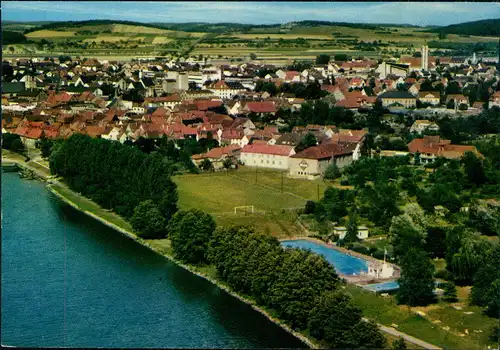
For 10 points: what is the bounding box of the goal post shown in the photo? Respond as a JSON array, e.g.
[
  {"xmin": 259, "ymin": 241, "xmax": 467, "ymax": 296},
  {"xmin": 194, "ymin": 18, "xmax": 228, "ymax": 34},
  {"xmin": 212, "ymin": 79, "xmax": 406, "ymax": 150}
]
[{"xmin": 234, "ymin": 205, "xmax": 254, "ymax": 215}]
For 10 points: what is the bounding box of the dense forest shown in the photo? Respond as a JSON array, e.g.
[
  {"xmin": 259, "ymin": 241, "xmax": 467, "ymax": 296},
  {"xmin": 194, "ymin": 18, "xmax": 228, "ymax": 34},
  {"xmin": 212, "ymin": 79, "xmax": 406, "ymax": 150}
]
[
  {"xmin": 428, "ymin": 18, "xmax": 500, "ymax": 37},
  {"xmin": 166, "ymin": 214, "xmax": 386, "ymax": 348},
  {"xmin": 49, "ymin": 134, "xmax": 178, "ymax": 237},
  {"xmin": 2, "ymin": 30, "xmax": 28, "ymax": 45}
]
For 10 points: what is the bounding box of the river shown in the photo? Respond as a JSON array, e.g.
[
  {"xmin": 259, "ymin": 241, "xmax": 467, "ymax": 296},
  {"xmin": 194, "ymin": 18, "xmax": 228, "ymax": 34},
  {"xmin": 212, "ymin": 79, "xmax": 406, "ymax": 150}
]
[{"xmin": 1, "ymin": 171, "xmax": 305, "ymax": 348}]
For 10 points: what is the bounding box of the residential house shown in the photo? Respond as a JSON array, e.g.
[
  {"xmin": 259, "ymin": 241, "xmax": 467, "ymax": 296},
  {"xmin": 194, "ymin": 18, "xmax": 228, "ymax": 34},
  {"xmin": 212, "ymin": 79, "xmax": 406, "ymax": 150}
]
[
  {"xmin": 191, "ymin": 144, "xmax": 241, "ymax": 170},
  {"xmin": 409, "ymin": 120, "xmax": 440, "ymax": 134},
  {"xmin": 208, "ymin": 80, "xmax": 246, "ymax": 100},
  {"xmin": 407, "ymin": 135, "xmax": 482, "ymax": 164},
  {"xmin": 418, "ymin": 91, "xmax": 441, "ymax": 105}
]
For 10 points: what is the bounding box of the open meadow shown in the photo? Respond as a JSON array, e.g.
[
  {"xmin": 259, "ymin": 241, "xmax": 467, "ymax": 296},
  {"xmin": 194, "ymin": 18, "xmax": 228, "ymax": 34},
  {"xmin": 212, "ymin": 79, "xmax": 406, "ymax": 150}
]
[{"xmin": 172, "ymin": 167, "xmax": 332, "ymax": 238}]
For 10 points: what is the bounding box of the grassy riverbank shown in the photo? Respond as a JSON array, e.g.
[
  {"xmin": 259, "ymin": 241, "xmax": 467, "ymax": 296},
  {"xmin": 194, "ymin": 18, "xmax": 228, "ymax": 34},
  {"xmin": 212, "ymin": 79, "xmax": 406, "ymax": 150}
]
[{"xmin": 4, "ymin": 153, "xmax": 482, "ymax": 349}]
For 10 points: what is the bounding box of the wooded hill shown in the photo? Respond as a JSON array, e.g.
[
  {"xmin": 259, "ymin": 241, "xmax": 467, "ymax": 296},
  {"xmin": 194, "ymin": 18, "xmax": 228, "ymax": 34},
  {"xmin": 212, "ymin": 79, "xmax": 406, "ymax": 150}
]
[{"xmin": 428, "ymin": 18, "xmax": 500, "ymax": 37}]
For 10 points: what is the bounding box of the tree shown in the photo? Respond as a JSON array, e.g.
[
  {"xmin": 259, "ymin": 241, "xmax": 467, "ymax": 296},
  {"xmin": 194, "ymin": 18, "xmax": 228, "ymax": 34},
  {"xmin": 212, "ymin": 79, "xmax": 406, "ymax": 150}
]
[
  {"xmin": 334, "ymin": 54, "xmax": 348, "ymax": 61},
  {"xmin": 199, "ymin": 158, "xmax": 214, "ymax": 171},
  {"xmin": 249, "ymin": 53, "xmax": 257, "ymax": 60},
  {"xmin": 442, "ymin": 281, "xmax": 458, "ymax": 302},
  {"xmin": 130, "ymin": 200, "xmax": 166, "ymax": 238},
  {"xmin": 315, "ymin": 54, "xmax": 330, "ymax": 65},
  {"xmin": 308, "ymin": 290, "xmax": 386, "ymax": 348},
  {"xmin": 392, "ymin": 337, "xmax": 407, "ymax": 350},
  {"xmin": 470, "ymin": 244, "xmax": 500, "ymax": 317},
  {"xmin": 344, "ymin": 211, "xmax": 359, "ymax": 243},
  {"xmin": 38, "ymin": 137, "xmax": 54, "ymax": 158},
  {"xmin": 304, "ymin": 200, "xmax": 316, "ymax": 214},
  {"xmin": 1, "ymin": 133, "xmax": 26, "ymax": 154},
  {"xmin": 390, "ymin": 213, "xmax": 427, "ymax": 262},
  {"xmin": 323, "ymin": 162, "xmax": 341, "ymax": 180},
  {"xmin": 397, "ymin": 247, "xmax": 436, "ymax": 306},
  {"xmin": 168, "ymin": 209, "xmax": 216, "ymax": 264},
  {"xmin": 461, "ymin": 151, "xmax": 487, "ymax": 187},
  {"xmin": 223, "ymin": 157, "xmax": 233, "ymax": 169},
  {"xmin": 308, "ymin": 290, "xmax": 362, "ymax": 346},
  {"xmin": 295, "ymin": 132, "xmax": 317, "ymax": 153}
]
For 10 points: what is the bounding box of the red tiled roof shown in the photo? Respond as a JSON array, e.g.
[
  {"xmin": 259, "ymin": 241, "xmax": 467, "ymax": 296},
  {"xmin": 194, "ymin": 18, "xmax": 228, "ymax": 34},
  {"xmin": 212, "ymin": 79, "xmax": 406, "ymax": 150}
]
[
  {"xmin": 291, "ymin": 143, "xmax": 353, "ymax": 160},
  {"xmin": 191, "ymin": 144, "xmax": 241, "ymax": 160},
  {"xmin": 241, "ymin": 143, "xmax": 294, "ymax": 156},
  {"xmin": 245, "ymin": 101, "xmax": 277, "ymax": 113},
  {"xmin": 193, "ymin": 99, "xmax": 223, "ymax": 111},
  {"xmin": 408, "ymin": 136, "xmax": 482, "ymax": 159}
]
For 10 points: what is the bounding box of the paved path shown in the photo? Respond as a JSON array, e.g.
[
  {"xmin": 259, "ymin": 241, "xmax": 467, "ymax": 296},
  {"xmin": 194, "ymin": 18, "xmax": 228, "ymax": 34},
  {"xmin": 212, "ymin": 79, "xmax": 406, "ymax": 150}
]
[{"xmin": 377, "ymin": 322, "xmax": 442, "ymax": 349}]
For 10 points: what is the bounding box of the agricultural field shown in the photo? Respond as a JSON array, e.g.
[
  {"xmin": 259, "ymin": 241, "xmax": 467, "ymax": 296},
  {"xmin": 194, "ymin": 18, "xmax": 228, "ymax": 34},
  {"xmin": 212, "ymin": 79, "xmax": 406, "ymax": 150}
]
[
  {"xmin": 25, "ymin": 29, "xmax": 77, "ymax": 38},
  {"xmin": 4, "ymin": 20, "xmax": 499, "ymax": 62}
]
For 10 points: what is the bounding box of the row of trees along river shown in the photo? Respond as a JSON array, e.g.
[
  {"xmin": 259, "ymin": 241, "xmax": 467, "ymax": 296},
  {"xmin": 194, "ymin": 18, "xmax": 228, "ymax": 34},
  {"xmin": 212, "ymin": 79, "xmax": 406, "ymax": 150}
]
[{"xmin": 46, "ymin": 133, "xmax": 387, "ymax": 348}]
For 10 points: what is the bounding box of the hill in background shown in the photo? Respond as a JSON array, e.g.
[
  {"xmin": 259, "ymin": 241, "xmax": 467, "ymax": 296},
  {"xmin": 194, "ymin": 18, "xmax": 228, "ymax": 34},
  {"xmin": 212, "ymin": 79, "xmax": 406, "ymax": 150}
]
[{"xmin": 429, "ymin": 18, "xmax": 500, "ymax": 37}]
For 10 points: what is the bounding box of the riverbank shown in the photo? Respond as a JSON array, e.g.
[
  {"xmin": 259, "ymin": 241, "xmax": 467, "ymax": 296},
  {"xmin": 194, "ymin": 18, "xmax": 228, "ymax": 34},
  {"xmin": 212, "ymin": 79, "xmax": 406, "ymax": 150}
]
[
  {"xmin": 1, "ymin": 156, "xmax": 449, "ymax": 349},
  {"xmin": 44, "ymin": 182, "xmax": 317, "ymax": 349},
  {"xmin": 1, "ymin": 157, "xmax": 315, "ymax": 347}
]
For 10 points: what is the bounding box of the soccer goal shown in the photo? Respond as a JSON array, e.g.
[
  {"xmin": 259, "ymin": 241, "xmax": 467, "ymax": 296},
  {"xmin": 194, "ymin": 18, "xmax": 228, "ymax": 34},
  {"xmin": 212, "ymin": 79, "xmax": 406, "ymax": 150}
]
[{"xmin": 234, "ymin": 205, "xmax": 254, "ymax": 215}]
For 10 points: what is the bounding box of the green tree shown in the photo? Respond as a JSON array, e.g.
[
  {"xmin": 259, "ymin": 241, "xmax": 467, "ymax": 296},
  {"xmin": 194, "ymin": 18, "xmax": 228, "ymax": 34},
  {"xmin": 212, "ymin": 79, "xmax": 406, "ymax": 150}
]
[
  {"xmin": 461, "ymin": 151, "xmax": 487, "ymax": 187},
  {"xmin": 389, "ymin": 211, "xmax": 427, "ymax": 262},
  {"xmin": 199, "ymin": 158, "xmax": 214, "ymax": 171},
  {"xmin": 168, "ymin": 209, "xmax": 216, "ymax": 264},
  {"xmin": 1, "ymin": 133, "xmax": 26, "ymax": 154},
  {"xmin": 315, "ymin": 54, "xmax": 331, "ymax": 65},
  {"xmin": 308, "ymin": 290, "xmax": 362, "ymax": 346},
  {"xmin": 38, "ymin": 137, "xmax": 54, "ymax": 158},
  {"xmin": 392, "ymin": 337, "xmax": 407, "ymax": 349},
  {"xmin": 442, "ymin": 281, "xmax": 458, "ymax": 302},
  {"xmin": 223, "ymin": 157, "xmax": 233, "ymax": 169},
  {"xmin": 130, "ymin": 200, "xmax": 166, "ymax": 238},
  {"xmin": 295, "ymin": 132, "xmax": 317, "ymax": 153},
  {"xmin": 397, "ymin": 247, "xmax": 436, "ymax": 306},
  {"xmin": 250, "ymin": 53, "xmax": 257, "ymax": 60},
  {"xmin": 344, "ymin": 211, "xmax": 359, "ymax": 243},
  {"xmin": 323, "ymin": 162, "xmax": 341, "ymax": 180},
  {"xmin": 470, "ymin": 244, "xmax": 500, "ymax": 317},
  {"xmin": 268, "ymin": 248, "xmax": 339, "ymax": 329}
]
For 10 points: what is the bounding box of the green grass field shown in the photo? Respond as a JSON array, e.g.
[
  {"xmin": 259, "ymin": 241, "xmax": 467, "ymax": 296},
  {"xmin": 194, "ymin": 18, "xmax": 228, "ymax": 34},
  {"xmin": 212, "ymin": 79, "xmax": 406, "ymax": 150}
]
[
  {"xmin": 346, "ymin": 285, "xmax": 498, "ymax": 349},
  {"xmin": 172, "ymin": 167, "xmax": 334, "ymax": 237}
]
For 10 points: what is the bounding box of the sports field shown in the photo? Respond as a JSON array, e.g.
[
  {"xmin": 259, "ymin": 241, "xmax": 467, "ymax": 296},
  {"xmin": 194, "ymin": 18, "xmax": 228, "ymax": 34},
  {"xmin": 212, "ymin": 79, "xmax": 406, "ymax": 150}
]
[{"xmin": 172, "ymin": 167, "xmax": 331, "ymax": 237}]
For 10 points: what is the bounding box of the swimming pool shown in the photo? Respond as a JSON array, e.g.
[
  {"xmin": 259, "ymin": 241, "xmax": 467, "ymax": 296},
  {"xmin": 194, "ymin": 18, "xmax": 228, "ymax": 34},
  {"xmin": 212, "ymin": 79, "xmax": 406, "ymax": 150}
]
[
  {"xmin": 362, "ymin": 281, "xmax": 400, "ymax": 293},
  {"xmin": 280, "ymin": 239, "xmax": 368, "ymax": 276}
]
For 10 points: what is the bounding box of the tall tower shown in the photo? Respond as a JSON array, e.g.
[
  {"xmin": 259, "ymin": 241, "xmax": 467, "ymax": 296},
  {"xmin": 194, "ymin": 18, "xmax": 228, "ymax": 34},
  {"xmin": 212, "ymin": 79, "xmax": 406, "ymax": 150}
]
[{"xmin": 421, "ymin": 45, "xmax": 429, "ymax": 71}]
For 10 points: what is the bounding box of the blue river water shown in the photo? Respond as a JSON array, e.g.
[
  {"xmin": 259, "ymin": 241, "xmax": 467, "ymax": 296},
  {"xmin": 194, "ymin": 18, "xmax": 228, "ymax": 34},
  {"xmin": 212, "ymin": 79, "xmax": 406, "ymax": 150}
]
[
  {"xmin": 1, "ymin": 171, "xmax": 305, "ymax": 348},
  {"xmin": 281, "ymin": 239, "xmax": 368, "ymax": 275}
]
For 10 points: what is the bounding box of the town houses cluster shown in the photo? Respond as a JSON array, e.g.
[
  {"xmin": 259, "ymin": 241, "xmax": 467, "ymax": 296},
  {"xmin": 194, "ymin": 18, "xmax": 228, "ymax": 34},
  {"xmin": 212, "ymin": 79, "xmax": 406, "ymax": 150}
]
[{"xmin": 2, "ymin": 46, "xmax": 498, "ymax": 178}]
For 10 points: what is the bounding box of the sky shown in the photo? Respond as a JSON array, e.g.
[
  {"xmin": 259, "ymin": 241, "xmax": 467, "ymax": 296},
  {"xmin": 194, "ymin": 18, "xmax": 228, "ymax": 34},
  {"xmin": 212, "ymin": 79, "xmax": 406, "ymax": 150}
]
[{"xmin": 2, "ymin": 1, "xmax": 500, "ymax": 27}]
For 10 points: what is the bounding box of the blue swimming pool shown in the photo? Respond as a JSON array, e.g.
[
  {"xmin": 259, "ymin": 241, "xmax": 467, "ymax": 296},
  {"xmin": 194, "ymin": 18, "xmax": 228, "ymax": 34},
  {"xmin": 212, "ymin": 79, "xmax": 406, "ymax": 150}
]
[
  {"xmin": 280, "ymin": 240, "xmax": 368, "ymax": 276},
  {"xmin": 362, "ymin": 281, "xmax": 400, "ymax": 293}
]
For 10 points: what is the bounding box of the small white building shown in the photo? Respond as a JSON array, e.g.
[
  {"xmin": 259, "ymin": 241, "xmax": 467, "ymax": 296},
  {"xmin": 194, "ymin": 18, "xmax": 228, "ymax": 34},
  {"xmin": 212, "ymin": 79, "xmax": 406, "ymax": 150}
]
[
  {"xmin": 240, "ymin": 144, "xmax": 295, "ymax": 170},
  {"xmin": 409, "ymin": 120, "xmax": 440, "ymax": 134},
  {"xmin": 367, "ymin": 261, "xmax": 395, "ymax": 279},
  {"xmin": 333, "ymin": 226, "xmax": 369, "ymax": 240}
]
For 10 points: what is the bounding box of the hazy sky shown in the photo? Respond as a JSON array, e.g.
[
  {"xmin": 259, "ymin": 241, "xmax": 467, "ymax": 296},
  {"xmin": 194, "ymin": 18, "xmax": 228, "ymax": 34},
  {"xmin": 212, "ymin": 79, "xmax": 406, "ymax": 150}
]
[{"xmin": 3, "ymin": 1, "xmax": 500, "ymax": 26}]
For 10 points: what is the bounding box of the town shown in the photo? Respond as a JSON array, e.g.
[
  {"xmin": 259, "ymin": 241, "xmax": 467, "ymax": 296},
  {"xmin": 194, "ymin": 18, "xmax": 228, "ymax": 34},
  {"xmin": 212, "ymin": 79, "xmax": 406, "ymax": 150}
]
[{"xmin": 2, "ymin": 13, "xmax": 500, "ymax": 350}]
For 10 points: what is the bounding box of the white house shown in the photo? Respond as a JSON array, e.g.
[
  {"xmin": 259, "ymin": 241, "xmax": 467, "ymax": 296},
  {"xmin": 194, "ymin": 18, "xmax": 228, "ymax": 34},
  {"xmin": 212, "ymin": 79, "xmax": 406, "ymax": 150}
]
[
  {"xmin": 409, "ymin": 120, "xmax": 440, "ymax": 134},
  {"xmin": 240, "ymin": 144, "xmax": 295, "ymax": 170},
  {"xmin": 333, "ymin": 226, "xmax": 369, "ymax": 240}
]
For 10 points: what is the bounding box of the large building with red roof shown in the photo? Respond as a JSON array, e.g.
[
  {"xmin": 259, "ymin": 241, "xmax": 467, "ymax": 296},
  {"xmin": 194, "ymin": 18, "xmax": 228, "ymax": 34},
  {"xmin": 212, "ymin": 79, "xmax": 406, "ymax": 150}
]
[
  {"xmin": 289, "ymin": 143, "xmax": 355, "ymax": 179},
  {"xmin": 240, "ymin": 143, "xmax": 295, "ymax": 170}
]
